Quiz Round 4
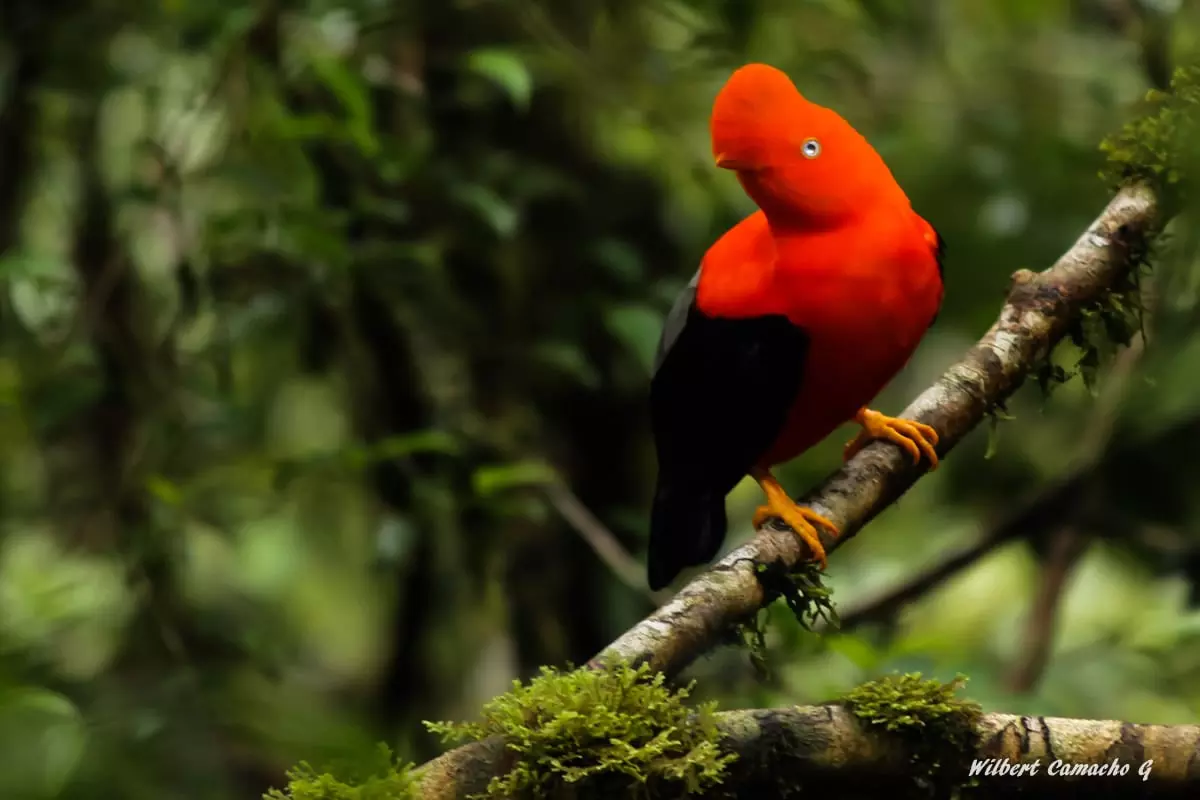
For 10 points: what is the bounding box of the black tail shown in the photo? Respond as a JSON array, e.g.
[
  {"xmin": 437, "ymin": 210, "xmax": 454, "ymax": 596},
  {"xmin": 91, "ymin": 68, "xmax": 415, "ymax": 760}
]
[{"xmin": 647, "ymin": 483, "xmax": 727, "ymax": 591}]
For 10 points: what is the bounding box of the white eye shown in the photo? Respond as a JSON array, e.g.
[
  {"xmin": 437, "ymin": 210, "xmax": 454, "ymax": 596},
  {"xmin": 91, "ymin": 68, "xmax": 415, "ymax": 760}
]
[{"xmin": 801, "ymin": 138, "xmax": 821, "ymax": 158}]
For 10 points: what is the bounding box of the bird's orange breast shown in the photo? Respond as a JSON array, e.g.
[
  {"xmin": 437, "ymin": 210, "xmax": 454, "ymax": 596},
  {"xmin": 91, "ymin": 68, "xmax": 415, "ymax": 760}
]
[
  {"xmin": 693, "ymin": 207, "xmax": 943, "ymax": 468},
  {"xmin": 758, "ymin": 214, "xmax": 943, "ymax": 467}
]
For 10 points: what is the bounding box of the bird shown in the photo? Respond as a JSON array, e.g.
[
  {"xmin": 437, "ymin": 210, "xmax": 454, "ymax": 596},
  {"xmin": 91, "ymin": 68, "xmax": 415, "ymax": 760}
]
[{"xmin": 646, "ymin": 63, "xmax": 945, "ymax": 592}]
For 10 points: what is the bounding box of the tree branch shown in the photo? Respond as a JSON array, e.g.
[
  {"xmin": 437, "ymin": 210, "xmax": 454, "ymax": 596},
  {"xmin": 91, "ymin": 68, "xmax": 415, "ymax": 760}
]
[
  {"xmin": 840, "ymin": 322, "xmax": 1150, "ymax": 634},
  {"xmin": 833, "ymin": 479, "xmax": 1075, "ymax": 631},
  {"xmin": 718, "ymin": 705, "xmax": 1196, "ymax": 799},
  {"xmin": 420, "ymin": 703, "xmax": 1199, "ymax": 798},
  {"xmin": 0, "ymin": 0, "xmax": 58, "ymax": 259},
  {"xmin": 416, "ymin": 184, "xmax": 1162, "ymax": 796},
  {"xmin": 1005, "ymin": 334, "xmax": 1145, "ymax": 692},
  {"xmin": 1005, "ymin": 523, "xmax": 1090, "ymax": 693},
  {"xmin": 591, "ymin": 184, "xmax": 1160, "ymax": 675},
  {"xmin": 542, "ymin": 481, "xmax": 671, "ymax": 606}
]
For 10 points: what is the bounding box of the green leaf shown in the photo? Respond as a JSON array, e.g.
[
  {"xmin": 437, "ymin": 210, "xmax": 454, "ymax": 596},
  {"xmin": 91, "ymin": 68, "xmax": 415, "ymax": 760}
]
[
  {"xmin": 371, "ymin": 431, "xmax": 462, "ymax": 461},
  {"xmin": 145, "ymin": 475, "xmax": 184, "ymax": 506},
  {"xmin": 826, "ymin": 634, "xmax": 883, "ymax": 671},
  {"xmin": 7, "ymin": 261, "xmax": 77, "ymax": 341},
  {"xmin": 591, "ymin": 239, "xmax": 644, "ymax": 284},
  {"xmin": 308, "ymin": 55, "xmax": 379, "ymax": 156},
  {"xmin": 358, "ymin": 194, "xmax": 411, "ymax": 225},
  {"xmin": 984, "ymin": 402, "xmax": 1015, "ymax": 460},
  {"xmin": 452, "ymin": 184, "xmax": 519, "ymax": 238},
  {"xmin": 465, "ymin": 48, "xmax": 534, "ymax": 110},
  {"xmin": 0, "ymin": 250, "xmax": 68, "ymax": 280},
  {"xmin": 0, "ymin": 688, "xmax": 86, "ymax": 797},
  {"xmin": 533, "ymin": 342, "xmax": 601, "ymax": 388},
  {"xmin": 472, "ymin": 461, "xmax": 559, "ymax": 497},
  {"xmin": 605, "ymin": 304, "xmax": 664, "ymax": 375},
  {"xmin": 339, "ymin": 430, "xmax": 462, "ymax": 470}
]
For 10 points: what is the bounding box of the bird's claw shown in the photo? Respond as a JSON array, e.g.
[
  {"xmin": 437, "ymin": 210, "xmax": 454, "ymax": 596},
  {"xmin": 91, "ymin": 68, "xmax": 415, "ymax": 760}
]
[
  {"xmin": 751, "ymin": 475, "xmax": 840, "ymax": 569},
  {"xmin": 844, "ymin": 408, "xmax": 940, "ymax": 469}
]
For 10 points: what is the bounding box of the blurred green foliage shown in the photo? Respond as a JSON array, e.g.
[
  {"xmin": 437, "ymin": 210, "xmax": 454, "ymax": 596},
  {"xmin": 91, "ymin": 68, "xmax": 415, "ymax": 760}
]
[{"xmin": 4, "ymin": 0, "xmax": 1200, "ymax": 797}]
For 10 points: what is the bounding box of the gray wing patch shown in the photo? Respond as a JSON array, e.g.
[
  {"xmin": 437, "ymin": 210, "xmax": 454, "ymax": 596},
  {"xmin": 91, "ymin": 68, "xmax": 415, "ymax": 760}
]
[{"xmin": 652, "ymin": 268, "xmax": 701, "ymax": 376}]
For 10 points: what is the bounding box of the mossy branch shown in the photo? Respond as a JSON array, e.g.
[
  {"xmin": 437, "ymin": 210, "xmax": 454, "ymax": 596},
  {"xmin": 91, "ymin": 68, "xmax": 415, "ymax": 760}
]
[
  {"xmin": 407, "ymin": 703, "xmax": 1200, "ymax": 799},
  {"xmin": 276, "ymin": 669, "xmax": 1198, "ymax": 799}
]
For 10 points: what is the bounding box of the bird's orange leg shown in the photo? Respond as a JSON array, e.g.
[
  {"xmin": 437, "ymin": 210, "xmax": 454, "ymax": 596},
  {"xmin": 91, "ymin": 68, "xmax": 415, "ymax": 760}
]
[
  {"xmin": 750, "ymin": 468, "xmax": 839, "ymax": 569},
  {"xmin": 843, "ymin": 407, "xmax": 940, "ymax": 469}
]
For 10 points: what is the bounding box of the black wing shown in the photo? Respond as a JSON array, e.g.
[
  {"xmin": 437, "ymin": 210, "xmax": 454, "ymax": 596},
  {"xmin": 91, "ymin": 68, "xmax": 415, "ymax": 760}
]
[
  {"xmin": 653, "ymin": 268, "xmax": 701, "ymax": 374},
  {"xmin": 646, "ymin": 286, "xmax": 809, "ymax": 589}
]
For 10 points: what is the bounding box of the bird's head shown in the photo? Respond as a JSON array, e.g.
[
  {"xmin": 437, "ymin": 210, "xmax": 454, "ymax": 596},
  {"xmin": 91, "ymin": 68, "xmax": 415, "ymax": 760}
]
[{"xmin": 710, "ymin": 63, "xmax": 905, "ymax": 226}]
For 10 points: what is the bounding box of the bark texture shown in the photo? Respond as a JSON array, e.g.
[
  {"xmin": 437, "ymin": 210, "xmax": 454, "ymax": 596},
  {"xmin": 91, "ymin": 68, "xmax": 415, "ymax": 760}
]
[
  {"xmin": 416, "ymin": 704, "xmax": 1200, "ymax": 798},
  {"xmin": 718, "ymin": 706, "xmax": 1197, "ymax": 799}
]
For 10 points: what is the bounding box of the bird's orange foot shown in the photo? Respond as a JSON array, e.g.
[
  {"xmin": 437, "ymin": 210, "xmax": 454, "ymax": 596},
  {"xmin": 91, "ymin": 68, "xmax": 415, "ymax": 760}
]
[
  {"xmin": 843, "ymin": 407, "xmax": 940, "ymax": 469},
  {"xmin": 750, "ymin": 470, "xmax": 839, "ymax": 569}
]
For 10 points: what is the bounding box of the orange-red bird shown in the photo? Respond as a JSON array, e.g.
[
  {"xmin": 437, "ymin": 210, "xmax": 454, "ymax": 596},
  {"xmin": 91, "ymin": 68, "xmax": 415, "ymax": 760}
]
[{"xmin": 647, "ymin": 63, "xmax": 945, "ymax": 591}]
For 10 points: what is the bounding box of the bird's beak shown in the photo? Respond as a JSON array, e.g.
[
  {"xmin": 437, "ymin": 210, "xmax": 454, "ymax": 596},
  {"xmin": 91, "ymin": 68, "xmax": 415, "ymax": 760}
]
[
  {"xmin": 714, "ymin": 152, "xmax": 747, "ymax": 171},
  {"xmin": 715, "ymin": 154, "xmax": 753, "ymax": 172}
]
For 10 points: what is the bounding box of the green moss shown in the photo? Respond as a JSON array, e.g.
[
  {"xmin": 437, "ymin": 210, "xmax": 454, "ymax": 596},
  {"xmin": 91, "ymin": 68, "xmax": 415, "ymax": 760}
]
[
  {"xmin": 263, "ymin": 745, "xmax": 418, "ymax": 800},
  {"xmin": 732, "ymin": 608, "xmax": 772, "ymax": 676},
  {"xmin": 1045, "ymin": 65, "xmax": 1200, "ymax": 405},
  {"xmin": 771, "ymin": 558, "xmax": 837, "ymax": 630},
  {"xmin": 1100, "ymin": 65, "xmax": 1200, "ymax": 209},
  {"xmin": 425, "ymin": 662, "xmax": 736, "ymax": 799},
  {"xmin": 841, "ymin": 673, "xmax": 982, "ymax": 798},
  {"xmin": 754, "ymin": 557, "xmax": 838, "ymax": 631},
  {"xmin": 982, "ymin": 400, "xmax": 1016, "ymax": 460},
  {"xmin": 1019, "ymin": 72, "xmax": 1185, "ymax": 408},
  {"xmin": 734, "ymin": 558, "xmax": 838, "ymax": 673},
  {"xmin": 1027, "ymin": 221, "xmax": 1154, "ymax": 406},
  {"xmin": 1067, "ymin": 268, "xmax": 1147, "ymax": 393}
]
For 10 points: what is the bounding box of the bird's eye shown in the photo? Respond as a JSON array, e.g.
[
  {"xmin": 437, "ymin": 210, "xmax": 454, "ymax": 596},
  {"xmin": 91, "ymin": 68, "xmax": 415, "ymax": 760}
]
[{"xmin": 801, "ymin": 138, "xmax": 821, "ymax": 159}]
